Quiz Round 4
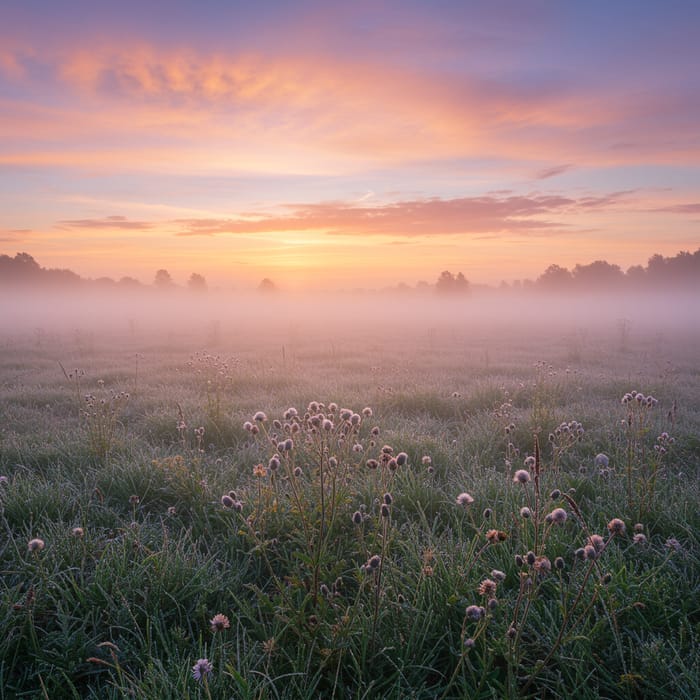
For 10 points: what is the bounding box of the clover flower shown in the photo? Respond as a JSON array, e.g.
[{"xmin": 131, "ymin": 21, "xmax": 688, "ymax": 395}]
[{"xmin": 192, "ymin": 658, "xmax": 213, "ymax": 682}]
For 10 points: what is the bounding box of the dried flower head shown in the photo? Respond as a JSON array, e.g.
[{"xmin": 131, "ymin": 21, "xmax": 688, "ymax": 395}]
[
  {"xmin": 253, "ymin": 411, "xmax": 267, "ymax": 422},
  {"xmin": 28, "ymin": 538, "xmax": 45, "ymax": 552},
  {"xmin": 587, "ymin": 534, "xmax": 605, "ymax": 551},
  {"xmin": 210, "ymin": 613, "xmax": 230, "ymax": 633},
  {"xmin": 550, "ymin": 508, "xmax": 568, "ymax": 525},
  {"xmin": 71, "ymin": 527, "xmax": 84, "ymax": 538},
  {"xmin": 396, "ymin": 452, "xmax": 408, "ymax": 466},
  {"xmin": 456, "ymin": 492, "xmax": 474, "ymax": 507},
  {"xmin": 491, "ymin": 569, "xmax": 506, "ymax": 582},
  {"xmin": 633, "ymin": 533, "xmax": 647, "ymax": 545},
  {"xmin": 221, "ymin": 494, "xmax": 234, "ymax": 508},
  {"xmin": 465, "ymin": 605, "xmax": 484, "ymax": 621},
  {"xmin": 192, "ymin": 658, "xmax": 213, "ymax": 682},
  {"xmin": 607, "ymin": 518, "xmax": 626, "ymax": 535},
  {"xmin": 520, "ymin": 506, "xmax": 532, "ymax": 519},
  {"xmin": 513, "ymin": 469, "xmax": 530, "ymax": 484},
  {"xmin": 129, "ymin": 495, "xmax": 140, "ymax": 505},
  {"xmin": 478, "ymin": 578, "xmax": 497, "ymax": 597},
  {"xmin": 486, "ymin": 529, "xmax": 507, "ymax": 543}
]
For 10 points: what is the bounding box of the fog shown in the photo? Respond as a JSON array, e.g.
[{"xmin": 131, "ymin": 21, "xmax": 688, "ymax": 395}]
[{"xmin": 1, "ymin": 287, "xmax": 697, "ymax": 355}]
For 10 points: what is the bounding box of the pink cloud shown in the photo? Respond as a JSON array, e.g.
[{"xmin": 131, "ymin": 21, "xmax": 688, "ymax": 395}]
[{"xmin": 173, "ymin": 192, "xmax": 631, "ymax": 238}]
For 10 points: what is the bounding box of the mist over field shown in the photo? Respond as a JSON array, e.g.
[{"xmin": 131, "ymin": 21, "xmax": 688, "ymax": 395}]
[{"xmin": 2, "ymin": 287, "xmax": 698, "ymax": 347}]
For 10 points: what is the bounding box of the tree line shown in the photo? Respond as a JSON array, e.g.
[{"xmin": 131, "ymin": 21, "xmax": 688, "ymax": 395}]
[{"xmin": 0, "ymin": 248, "xmax": 698, "ymax": 293}]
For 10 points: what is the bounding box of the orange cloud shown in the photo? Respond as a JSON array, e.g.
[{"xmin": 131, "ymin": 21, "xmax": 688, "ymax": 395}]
[{"xmin": 173, "ymin": 192, "xmax": 633, "ymax": 238}]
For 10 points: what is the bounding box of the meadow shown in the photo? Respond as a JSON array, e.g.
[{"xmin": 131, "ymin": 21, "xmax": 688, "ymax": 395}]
[{"xmin": 0, "ymin": 294, "xmax": 698, "ymax": 699}]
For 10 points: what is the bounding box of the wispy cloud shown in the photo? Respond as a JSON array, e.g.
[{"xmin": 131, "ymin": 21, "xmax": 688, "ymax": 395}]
[
  {"xmin": 173, "ymin": 192, "xmax": 630, "ymax": 238},
  {"xmin": 535, "ymin": 164, "xmax": 574, "ymax": 180},
  {"xmin": 57, "ymin": 216, "xmax": 154, "ymax": 230},
  {"xmin": 651, "ymin": 202, "xmax": 700, "ymax": 214}
]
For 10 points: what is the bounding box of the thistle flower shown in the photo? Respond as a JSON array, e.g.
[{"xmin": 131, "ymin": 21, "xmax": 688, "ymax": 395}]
[
  {"xmin": 192, "ymin": 658, "xmax": 213, "ymax": 682},
  {"xmin": 380, "ymin": 503, "xmax": 390, "ymax": 518},
  {"xmin": 465, "ymin": 605, "xmax": 484, "ymax": 621},
  {"xmin": 383, "ymin": 493, "xmax": 393, "ymax": 505},
  {"xmin": 491, "ymin": 569, "xmax": 506, "ymax": 582},
  {"xmin": 456, "ymin": 492, "xmax": 474, "ymax": 507},
  {"xmin": 221, "ymin": 494, "xmax": 234, "ymax": 508},
  {"xmin": 365, "ymin": 554, "xmax": 381, "ymax": 571},
  {"xmin": 28, "ymin": 538, "xmax": 45, "ymax": 552},
  {"xmin": 253, "ymin": 464, "xmax": 268, "ymax": 478},
  {"xmin": 253, "ymin": 411, "xmax": 267, "ymax": 422},
  {"xmin": 478, "ymin": 579, "xmax": 497, "ymax": 597},
  {"xmin": 464, "ymin": 637, "xmax": 475, "ymax": 648},
  {"xmin": 362, "ymin": 407, "xmax": 373, "ymax": 417},
  {"xmin": 534, "ymin": 556, "xmax": 551, "ymax": 573},
  {"xmin": 519, "ymin": 506, "xmax": 532, "ymax": 519},
  {"xmin": 352, "ymin": 510, "xmax": 363, "ymax": 525},
  {"xmin": 210, "ymin": 613, "xmax": 230, "ymax": 633},
  {"xmin": 421, "ymin": 455, "xmax": 432, "ymax": 466},
  {"xmin": 129, "ymin": 495, "xmax": 140, "ymax": 505},
  {"xmin": 587, "ymin": 534, "xmax": 605, "ymax": 551},
  {"xmin": 366, "ymin": 458, "xmax": 379, "ymax": 469},
  {"xmin": 524, "ymin": 455, "xmax": 536, "ymax": 468},
  {"xmin": 607, "ymin": 518, "xmax": 626, "ymax": 535},
  {"xmin": 396, "ymin": 452, "xmax": 408, "ymax": 466},
  {"xmin": 550, "ymin": 508, "xmax": 568, "ymax": 525},
  {"xmin": 483, "ymin": 507, "xmax": 492, "ymax": 519},
  {"xmin": 322, "ymin": 419, "xmax": 334, "ymax": 432},
  {"xmin": 513, "ymin": 469, "xmax": 530, "ymax": 484},
  {"xmin": 486, "ymin": 529, "xmax": 507, "ymax": 543}
]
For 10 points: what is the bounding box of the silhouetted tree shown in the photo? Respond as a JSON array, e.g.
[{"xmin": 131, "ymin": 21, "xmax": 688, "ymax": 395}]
[
  {"xmin": 435, "ymin": 270, "xmax": 470, "ymax": 295},
  {"xmin": 154, "ymin": 269, "xmax": 174, "ymax": 289},
  {"xmin": 188, "ymin": 272, "xmax": 207, "ymax": 292},
  {"xmin": 258, "ymin": 278, "xmax": 278, "ymax": 293},
  {"xmin": 537, "ymin": 264, "xmax": 573, "ymax": 289},
  {"xmin": 572, "ymin": 260, "xmax": 624, "ymax": 289}
]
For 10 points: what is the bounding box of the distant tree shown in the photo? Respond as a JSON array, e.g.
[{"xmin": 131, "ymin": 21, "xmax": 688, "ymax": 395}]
[
  {"xmin": 258, "ymin": 278, "xmax": 278, "ymax": 294},
  {"xmin": 537, "ymin": 264, "xmax": 573, "ymax": 290},
  {"xmin": 188, "ymin": 272, "xmax": 207, "ymax": 292},
  {"xmin": 572, "ymin": 260, "xmax": 624, "ymax": 289},
  {"xmin": 118, "ymin": 276, "xmax": 142, "ymax": 288},
  {"xmin": 154, "ymin": 269, "xmax": 174, "ymax": 289},
  {"xmin": 625, "ymin": 264, "xmax": 646, "ymax": 286},
  {"xmin": 435, "ymin": 270, "xmax": 455, "ymax": 294},
  {"xmin": 436, "ymin": 270, "xmax": 470, "ymax": 294}
]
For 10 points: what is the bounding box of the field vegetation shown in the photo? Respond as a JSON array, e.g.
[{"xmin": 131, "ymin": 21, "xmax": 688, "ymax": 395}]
[{"xmin": 0, "ymin": 295, "xmax": 698, "ymax": 698}]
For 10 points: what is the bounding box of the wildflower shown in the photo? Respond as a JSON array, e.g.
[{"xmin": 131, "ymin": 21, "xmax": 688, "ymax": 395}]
[
  {"xmin": 366, "ymin": 459, "xmax": 379, "ymax": 469},
  {"xmin": 253, "ymin": 464, "xmax": 267, "ymax": 478},
  {"xmin": 322, "ymin": 419, "xmax": 334, "ymax": 432},
  {"xmin": 524, "ymin": 455, "xmax": 536, "ymax": 469},
  {"xmin": 550, "ymin": 489, "xmax": 561, "ymax": 500},
  {"xmin": 71, "ymin": 527, "xmax": 84, "ymax": 538},
  {"xmin": 268, "ymin": 456, "xmax": 280, "ymax": 471},
  {"xmin": 421, "ymin": 455, "xmax": 432, "ymax": 466},
  {"xmin": 0, "ymin": 475, "xmax": 8, "ymax": 485},
  {"xmin": 387, "ymin": 458, "xmax": 398, "ymax": 471},
  {"xmin": 365, "ymin": 554, "xmax": 381, "ymax": 571},
  {"xmin": 587, "ymin": 534, "xmax": 605, "ymax": 551},
  {"xmin": 210, "ymin": 614, "xmax": 230, "ymax": 633},
  {"xmin": 550, "ymin": 508, "xmax": 568, "ymax": 525},
  {"xmin": 380, "ymin": 504, "xmax": 390, "ymax": 518},
  {"xmin": 513, "ymin": 469, "xmax": 530, "ymax": 484},
  {"xmin": 352, "ymin": 443, "xmax": 363, "ymax": 453},
  {"xmin": 487, "ymin": 598, "xmax": 498, "ymax": 610},
  {"xmin": 221, "ymin": 494, "xmax": 234, "ymax": 508},
  {"xmin": 465, "ymin": 605, "xmax": 484, "ymax": 621},
  {"xmin": 583, "ymin": 544, "xmax": 597, "ymax": 560},
  {"xmin": 192, "ymin": 658, "xmax": 213, "ymax": 682},
  {"xmin": 253, "ymin": 411, "xmax": 267, "ymax": 422},
  {"xmin": 534, "ymin": 556, "xmax": 551, "ymax": 574},
  {"xmin": 486, "ymin": 529, "xmax": 507, "ymax": 543},
  {"xmin": 491, "ymin": 569, "xmax": 506, "ymax": 582},
  {"xmin": 607, "ymin": 518, "xmax": 626, "ymax": 535},
  {"xmin": 594, "ymin": 453, "xmax": 609, "ymax": 468},
  {"xmin": 293, "ymin": 466, "xmax": 302, "ymax": 477},
  {"xmin": 554, "ymin": 556, "xmax": 565, "ymax": 570},
  {"xmin": 396, "ymin": 452, "xmax": 408, "ymax": 466},
  {"xmin": 456, "ymin": 492, "xmax": 474, "ymax": 507},
  {"xmin": 464, "ymin": 637, "xmax": 475, "ymax": 648},
  {"xmin": 129, "ymin": 495, "xmax": 140, "ymax": 505},
  {"xmin": 371, "ymin": 426, "xmax": 380, "ymax": 437},
  {"xmin": 634, "ymin": 523, "xmax": 644, "ymax": 533},
  {"xmin": 633, "ymin": 533, "xmax": 647, "ymax": 545},
  {"xmin": 515, "ymin": 554, "xmax": 524, "ymax": 567},
  {"xmin": 665, "ymin": 537, "xmax": 681, "ymax": 551},
  {"xmin": 478, "ymin": 579, "xmax": 497, "ymax": 597},
  {"xmin": 507, "ymin": 625, "xmax": 517, "ymax": 640},
  {"xmin": 167, "ymin": 506, "xmax": 176, "ymax": 516},
  {"xmin": 352, "ymin": 510, "xmax": 363, "ymax": 525},
  {"xmin": 520, "ymin": 506, "xmax": 532, "ymax": 519},
  {"xmin": 422, "ymin": 565, "xmax": 434, "ymax": 577},
  {"xmin": 526, "ymin": 551, "xmax": 536, "ymax": 566},
  {"xmin": 383, "ymin": 492, "xmax": 393, "ymax": 505},
  {"xmin": 483, "ymin": 507, "xmax": 492, "ymax": 519},
  {"xmin": 362, "ymin": 407, "xmax": 373, "ymax": 417},
  {"xmin": 28, "ymin": 538, "xmax": 45, "ymax": 552}
]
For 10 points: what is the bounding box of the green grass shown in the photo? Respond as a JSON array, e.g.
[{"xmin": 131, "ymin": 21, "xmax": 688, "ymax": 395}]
[{"xmin": 0, "ymin": 320, "xmax": 698, "ymax": 698}]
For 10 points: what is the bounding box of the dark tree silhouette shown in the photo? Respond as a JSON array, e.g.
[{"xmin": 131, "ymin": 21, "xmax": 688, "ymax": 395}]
[
  {"xmin": 258, "ymin": 278, "xmax": 278, "ymax": 293},
  {"xmin": 537, "ymin": 264, "xmax": 573, "ymax": 289},
  {"xmin": 188, "ymin": 273, "xmax": 207, "ymax": 292},
  {"xmin": 436, "ymin": 270, "xmax": 470, "ymax": 294},
  {"xmin": 154, "ymin": 269, "xmax": 174, "ymax": 289}
]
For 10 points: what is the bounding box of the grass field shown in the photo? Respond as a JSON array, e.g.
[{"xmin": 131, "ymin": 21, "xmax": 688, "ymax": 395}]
[{"xmin": 1, "ymin": 297, "xmax": 698, "ymax": 698}]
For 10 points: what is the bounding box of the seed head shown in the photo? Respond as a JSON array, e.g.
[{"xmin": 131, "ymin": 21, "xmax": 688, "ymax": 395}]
[
  {"xmin": 607, "ymin": 518, "xmax": 626, "ymax": 535},
  {"xmin": 513, "ymin": 469, "xmax": 530, "ymax": 484},
  {"xmin": 210, "ymin": 613, "xmax": 230, "ymax": 633},
  {"xmin": 71, "ymin": 527, "xmax": 84, "ymax": 538},
  {"xmin": 456, "ymin": 492, "xmax": 474, "ymax": 507},
  {"xmin": 221, "ymin": 494, "xmax": 234, "ymax": 508},
  {"xmin": 550, "ymin": 508, "xmax": 568, "ymax": 525},
  {"xmin": 633, "ymin": 533, "xmax": 647, "ymax": 545},
  {"xmin": 465, "ymin": 605, "xmax": 484, "ymax": 621},
  {"xmin": 478, "ymin": 578, "xmax": 497, "ymax": 597},
  {"xmin": 28, "ymin": 538, "xmax": 45, "ymax": 552},
  {"xmin": 396, "ymin": 452, "xmax": 408, "ymax": 466},
  {"xmin": 253, "ymin": 411, "xmax": 267, "ymax": 422},
  {"xmin": 352, "ymin": 510, "xmax": 363, "ymax": 525}
]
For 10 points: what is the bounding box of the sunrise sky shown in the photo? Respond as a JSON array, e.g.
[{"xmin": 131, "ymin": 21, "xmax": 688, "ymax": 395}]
[{"xmin": 1, "ymin": 0, "xmax": 699, "ymax": 290}]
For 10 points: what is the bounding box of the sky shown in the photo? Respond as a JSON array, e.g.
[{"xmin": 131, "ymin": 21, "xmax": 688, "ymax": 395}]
[{"xmin": 1, "ymin": 0, "xmax": 699, "ymax": 290}]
